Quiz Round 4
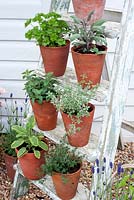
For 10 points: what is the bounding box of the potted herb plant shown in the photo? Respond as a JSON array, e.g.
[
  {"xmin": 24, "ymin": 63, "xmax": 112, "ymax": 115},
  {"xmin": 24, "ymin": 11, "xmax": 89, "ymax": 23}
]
[
  {"xmin": 0, "ymin": 94, "xmax": 29, "ymax": 182},
  {"xmin": 25, "ymin": 12, "xmax": 70, "ymax": 77},
  {"xmin": 49, "ymin": 83, "xmax": 96, "ymax": 147},
  {"xmin": 22, "ymin": 70, "xmax": 59, "ymax": 131},
  {"xmin": 72, "ymin": 0, "xmax": 106, "ymax": 22},
  {"xmin": 11, "ymin": 115, "xmax": 48, "ymax": 180},
  {"xmin": 42, "ymin": 142, "xmax": 82, "ymax": 200},
  {"xmin": 69, "ymin": 11, "xmax": 107, "ymax": 87},
  {"xmin": 1, "ymin": 132, "xmax": 17, "ymax": 182}
]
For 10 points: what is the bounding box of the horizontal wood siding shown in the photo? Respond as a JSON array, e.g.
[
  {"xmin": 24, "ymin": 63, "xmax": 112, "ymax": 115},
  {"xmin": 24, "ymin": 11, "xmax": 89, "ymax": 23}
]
[
  {"xmin": 0, "ymin": 0, "xmax": 46, "ymax": 124},
  {"xmin": 0, "ymin": 0, "xmax": 48, "ymax": 19},
  {"xmin": 0, "ymin": 41, "xmax": 40, "ymax": 61},
  {"xmin": 0, "ymin": 61, "xmax": 39, "ymax": 80},
  {"xmin": 0, "ymin": 20, "xmax": 26, "ymax": 41}
]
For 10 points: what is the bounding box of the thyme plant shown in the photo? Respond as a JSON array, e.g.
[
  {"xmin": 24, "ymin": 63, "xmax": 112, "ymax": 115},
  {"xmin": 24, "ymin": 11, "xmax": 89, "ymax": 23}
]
[{"xmin": 49, "ymin": 83, "xmax": 97, "ymax": 121}]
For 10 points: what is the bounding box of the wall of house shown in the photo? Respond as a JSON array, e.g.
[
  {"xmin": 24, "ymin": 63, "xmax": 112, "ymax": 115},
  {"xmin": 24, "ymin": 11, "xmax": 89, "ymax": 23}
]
[{"xmin": 1, "ymin": 0, "xmax": 133, "ymax": 141}]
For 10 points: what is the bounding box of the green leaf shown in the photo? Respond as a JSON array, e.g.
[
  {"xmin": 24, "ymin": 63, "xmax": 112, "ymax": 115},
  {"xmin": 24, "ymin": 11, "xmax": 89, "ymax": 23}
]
[
  {"xmin": 34, "ymin": 149, "xmax": 40, "ymax": 159},
  {"xmin": 11, "ymin": 138, "xmax": 24, "ymax": 148},
  {"xmin": 26, "ymin": 116, "xmax": 35, "ymax": 130},
  {"xmin": 92, "ymin": 19, "xmax": 106, "ymax": 27},
  {"xmin": 71, "ymin": 15, "xmax": 82, "ymax": 24},
  {"xmin": 12, "ymin": 125, "xmax": 27, "ymax": 135},
  {"xmin": 87, "ymin": 11, "xmax": 94, "ymax": 22},
  {"xmin": 29, "ymin": 135, "xmax": 39, "ymax": 146},
  {"xmin": 25, "ymin": 18, "xmax": 32, "ymax": 27},
  {"xmin": 38, "ymin": 140, "xmax": 48, "ymax": 151},
  {"xmin": 17, "ymin": 147, "xmax": 27, "ymax": 157}
]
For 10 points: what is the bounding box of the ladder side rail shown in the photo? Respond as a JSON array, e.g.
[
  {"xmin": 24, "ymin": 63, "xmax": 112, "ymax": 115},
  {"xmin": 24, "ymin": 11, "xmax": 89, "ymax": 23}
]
[{"xmin": 90, "ymin": 0, "xmax": 134, "ymax": 199}]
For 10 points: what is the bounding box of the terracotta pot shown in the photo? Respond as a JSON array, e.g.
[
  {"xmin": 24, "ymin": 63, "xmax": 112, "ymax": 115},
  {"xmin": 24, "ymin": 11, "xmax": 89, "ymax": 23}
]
[
  {"xmin": 61, "ymin": 103, "xmax": 95, "ymax": 147},
  {"xmin": 16, "ymin": 149, "xmax": 46, "ymax": 180},
  {"xmin": 52, "ymin": 164, "xmax": 82, "ymax": 200},
  {"xmin": 31, "ymin": 100, "xmax": 58, "ymax": 131},
  {"xmin": 40, "ymin": 40, "xmax": 70, "ymax": 77},
  {"xmin": 4, "ymin": 153, "xmax": 17, "ymax": 182},
  {"xmin": 71, "ymin": 46, "xmax": 107, "ymax": 87},
  {"xmin": 72, "ymin": 0, "xmax": 106, "ymax": 23}
]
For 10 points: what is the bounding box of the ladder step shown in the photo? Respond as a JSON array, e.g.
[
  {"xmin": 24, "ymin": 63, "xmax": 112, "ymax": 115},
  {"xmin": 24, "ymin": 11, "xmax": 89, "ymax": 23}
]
[
  {"xmin": 35, "ymin": 67, "xmax": 109, "ymax": 103},
  {"xmin": 34, "ymin": 116, "xmax": 99, "ymax": 162},
  {"xmin": 13, "ymin": 164, "xmax": 89, "ymax": 200}
]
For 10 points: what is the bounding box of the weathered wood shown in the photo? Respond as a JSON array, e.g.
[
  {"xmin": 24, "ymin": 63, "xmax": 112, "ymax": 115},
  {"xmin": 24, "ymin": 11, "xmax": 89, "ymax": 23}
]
[
  {"xmin": 50, "ymin": 0, "xmax": 71, "ymax": 13},
  {"xmin": 117, "ymin": 131, "xmax": 125, "ymax": 150},
  {"xmin": 90, "ymin": 0, "xmax": 134, "ymax": 199},
  {"xmin": 122, "ymin": 119, "xmax": 134, "ymax": 133},
  {"xmin": 35, "ymin": 67, "xmax": 109, "ymax": 103},
  {"xmin": 10, "ymin": 164, "xmax": 29, "ymax": 200},
  {"xmin": 34, "ymin": 117, "xmax": 99, "ymax": 162},
  {"xmin": 104, "ymin": 21, "xmax": 120, "ymax": 38},
  {"xmin": 14, "ymin": 163, "xmax": 89, "ymax": 200}
]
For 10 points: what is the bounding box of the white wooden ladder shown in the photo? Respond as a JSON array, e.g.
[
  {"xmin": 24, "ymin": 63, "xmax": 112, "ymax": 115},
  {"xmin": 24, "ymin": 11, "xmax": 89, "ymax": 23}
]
[{"xmin": 10, "ymin": 0, "xmax": 134, "ymax": 199}]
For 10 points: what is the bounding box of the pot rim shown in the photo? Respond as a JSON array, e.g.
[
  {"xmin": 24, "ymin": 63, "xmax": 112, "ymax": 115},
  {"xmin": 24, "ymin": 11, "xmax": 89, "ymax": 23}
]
[
  {"xmin": 71, "ymin": 45, "xmax": 107, "ymax": 56},
  {"xmin": 61, "ymin": 102, "xmax": 95, "ymax": 118},
  {"xmin": 52, "ymin": 162, "xmax": 82, "ymax": 176},
  {"xmin": 40, "ymin": 40, "xmax": 70, "ymax": 49}
]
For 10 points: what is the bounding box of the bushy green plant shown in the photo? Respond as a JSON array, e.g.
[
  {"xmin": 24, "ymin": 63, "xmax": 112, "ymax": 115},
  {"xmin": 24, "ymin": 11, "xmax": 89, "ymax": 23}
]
[
  {"xmin": 49, "ymin": 83, "xmax": 97, "ymax": 121},
  {"xmin": 25, "ymin": 12, "xmax": 69, "ymax": 47},
  {"xmin": 42, "ymin": 141, "xmax": 82, "ymax": 175},
  {"xmin": 69, "ymin": 11, "xmax": 107, "ymax": 54},
  {"xmin": 11, "ymin": 116, "xmax": 48, "ymax": 158},
  {"xmin": 22, "ymin": 70, "xmax": 59, "ymax": 104},
  {"xmin": 0, "ymin": 95, "xmax": 29, "ymax": 157}
]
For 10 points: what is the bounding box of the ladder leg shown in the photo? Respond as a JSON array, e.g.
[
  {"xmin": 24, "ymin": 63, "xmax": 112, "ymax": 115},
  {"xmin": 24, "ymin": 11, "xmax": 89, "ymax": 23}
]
[
  {"xmin": 10, "ymin": 168, "xmax": 29, "ymax": 200},
  {"xmin": 117, "ymin": 131, "xmax": 124, "ymax": 150}
]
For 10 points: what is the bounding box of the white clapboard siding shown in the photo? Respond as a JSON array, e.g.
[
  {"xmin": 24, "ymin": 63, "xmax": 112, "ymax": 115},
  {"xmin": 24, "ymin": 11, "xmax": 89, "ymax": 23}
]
[
  {"xmin": 0, "ymin": 20, "xmax": 26, "ymax": 41},
  {"xmin": 0, "ymin": 41, "xmax": 40, "ymax": 61},
  {"xmin": 0, "ymin": 61, "xmax": 39, "ymax": 80},
  {"xmin": 0, "ymin": 80, "xmax": 26, "ymax": 98},
  {"xmin": 0, "ymin": 0, "xmax": 51, "ymax": 19}
]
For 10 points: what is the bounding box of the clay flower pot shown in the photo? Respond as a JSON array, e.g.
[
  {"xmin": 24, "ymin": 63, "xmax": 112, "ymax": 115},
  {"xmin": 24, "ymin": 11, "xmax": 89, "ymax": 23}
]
[
  {"xmin": 61, "ymin": 103, "xmax": 95, "ymax": 147},
  {"xmin": 4, "ymin": 153, "xmax": 17, "ymax": 182},
  {"xmin": 72, "ymin": 0, "xmax": 106, "ymax": 23},
  {"xmin": 71, "ymin": 46, "xmax": 107, "ymax": 87},
  {"xmin": 52, "ymin": 164, "xmax": 81, "ymax": 200},
  {"xmin": 31, "ymin": 100, "xmax": 58, "ymax": 131},
  {"xmin": 40, "ymin": 40, "xmax": 70, "ymax": 77},
  {"xmin": 16, "ymin": 149, "xmax": 46, "ymax": 180}
]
